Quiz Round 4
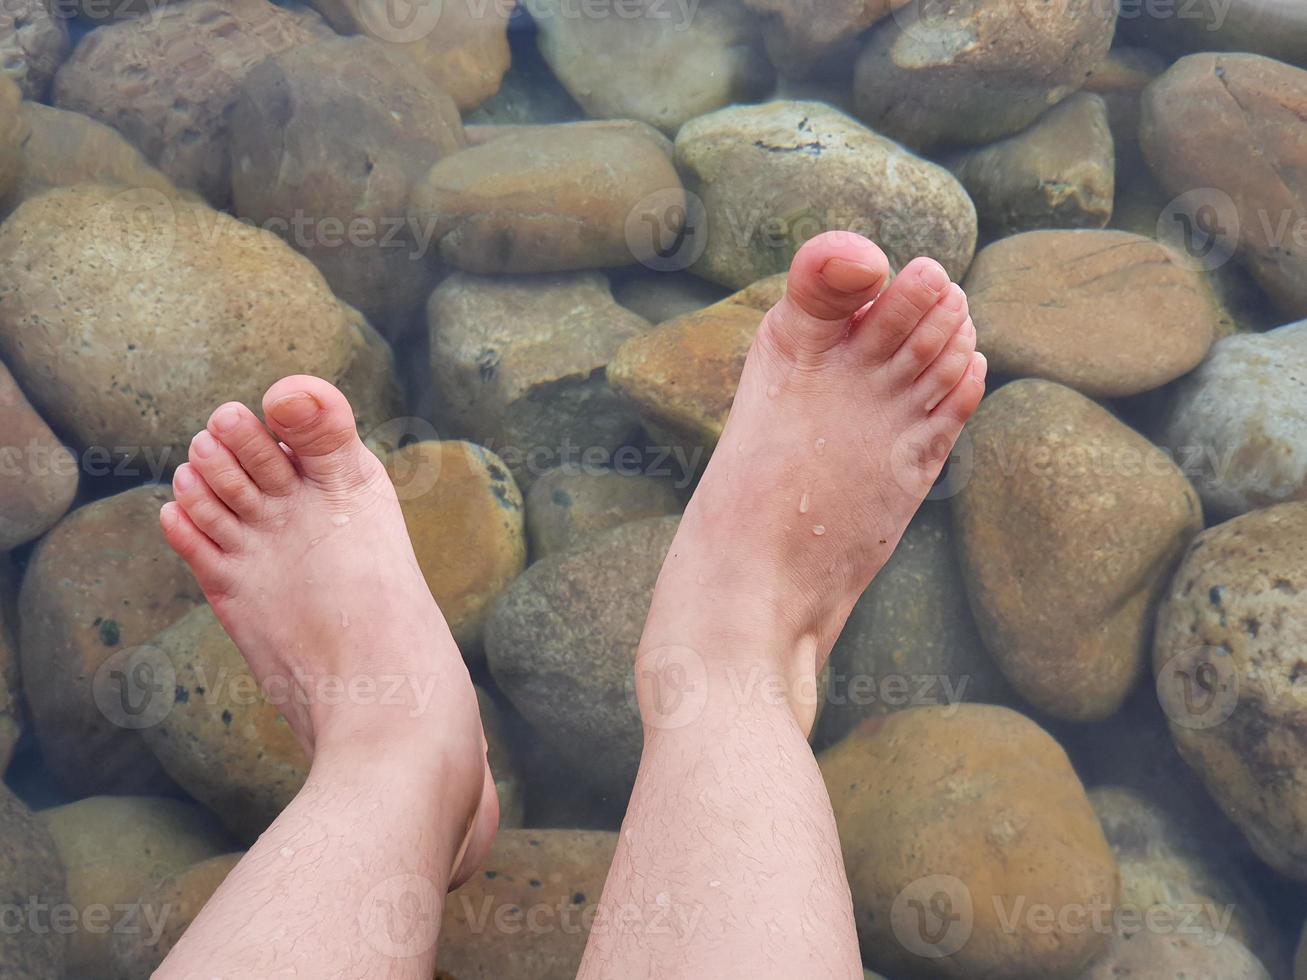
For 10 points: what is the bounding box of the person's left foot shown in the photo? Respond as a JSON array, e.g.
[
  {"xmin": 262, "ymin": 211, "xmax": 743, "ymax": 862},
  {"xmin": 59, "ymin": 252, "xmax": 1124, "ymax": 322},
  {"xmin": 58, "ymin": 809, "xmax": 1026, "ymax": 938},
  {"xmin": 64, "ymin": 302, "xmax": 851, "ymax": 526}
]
[{"xmin": 160, "ymin": 375, "xmax": 497, "ymax": 886}]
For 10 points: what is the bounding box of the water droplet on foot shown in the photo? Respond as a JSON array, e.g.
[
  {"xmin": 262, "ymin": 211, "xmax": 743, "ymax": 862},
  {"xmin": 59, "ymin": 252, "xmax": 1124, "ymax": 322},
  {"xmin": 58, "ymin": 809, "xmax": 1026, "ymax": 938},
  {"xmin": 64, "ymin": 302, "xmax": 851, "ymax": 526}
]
[
  {"xmin": 331, "ymin": 514, "xmax": 350, "ymax": 527},
  {"xmin": 812, "ymin": 525, "xmax": 827, "ymax": 537},
  {"xmin": 766, "ymin": 384, "xmax": 780, "ymax": 399},
  {"xmin": 340, "ymin": 611, "xmax": 350, "ymax": 628},
  {"xmin": 799, "ymin": 492, "xmax": 811, "ymax": 515},
  {"xmin": 814, "ymin": 438, "xmax": 827, "ymax": 455}
]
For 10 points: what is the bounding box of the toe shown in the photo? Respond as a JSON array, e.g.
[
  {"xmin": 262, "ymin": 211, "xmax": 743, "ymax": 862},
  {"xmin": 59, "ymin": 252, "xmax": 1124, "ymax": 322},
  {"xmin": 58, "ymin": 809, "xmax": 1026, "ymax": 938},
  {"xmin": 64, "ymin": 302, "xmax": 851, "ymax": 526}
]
[
  {"xmin": 931, "ymin": 351, "xmax": 988, "ymax": 425},
  {"xmin": 261, "ymin": 375, "xmax": 372, "ymax": 489},
  {"xmin": 915, "ymin": 316, "xmax": 977, "ymax": 413},
  {"xmin": 207, "ymin": 402, "xmax": 298, "ymax": 496},
  {"xmin": 189, "ymin": 430, "xmax": 266, "ymax": 522},
  {"xmin": 854, "ymin": 257, "xmax": 952, "ymax": 362},
  {"xmin": 762, "ymin": 231, "xmax": 890, "ymax": 358},
  {"xmin": 171, "ymin": 464, "xmax": 242, "ymax": 552},
  {"xmin": 887, "ymin": 283, "xmax": 969, "ymax": 386},
  {"xmin": 160, "ymin": 502, "xmax": 233, "ymax": 596}
]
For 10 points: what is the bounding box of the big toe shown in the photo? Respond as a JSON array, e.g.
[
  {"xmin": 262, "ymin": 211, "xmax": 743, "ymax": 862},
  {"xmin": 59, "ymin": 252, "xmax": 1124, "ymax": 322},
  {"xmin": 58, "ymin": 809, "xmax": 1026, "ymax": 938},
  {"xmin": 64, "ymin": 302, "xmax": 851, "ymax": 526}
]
[
  {"xmin": 261, "ymin": 375, "xmax": 369, "ymax": 488},
  {"xmin": 765, "ymin": 232, "xmax": 890, "ymax": 356}
]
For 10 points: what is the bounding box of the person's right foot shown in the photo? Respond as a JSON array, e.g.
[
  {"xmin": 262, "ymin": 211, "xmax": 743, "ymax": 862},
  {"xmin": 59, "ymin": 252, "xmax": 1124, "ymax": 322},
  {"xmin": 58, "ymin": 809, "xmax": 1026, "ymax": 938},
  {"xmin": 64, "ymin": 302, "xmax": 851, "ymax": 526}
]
[{"xmin": 641, "ymin": 231, "xmax": 986, "ymax": 732}]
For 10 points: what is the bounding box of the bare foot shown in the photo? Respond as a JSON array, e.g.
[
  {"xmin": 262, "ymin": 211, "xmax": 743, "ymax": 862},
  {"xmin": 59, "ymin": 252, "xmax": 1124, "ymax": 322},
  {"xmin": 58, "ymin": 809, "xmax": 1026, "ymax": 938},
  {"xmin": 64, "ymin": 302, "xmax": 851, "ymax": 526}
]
[
  {"xmin": 159, "ymin": 376, "xmax": 497, "ymax": 885},
  {"xmin": 644, "ymin": 231, "xmax": 986, "ymax": 731}
]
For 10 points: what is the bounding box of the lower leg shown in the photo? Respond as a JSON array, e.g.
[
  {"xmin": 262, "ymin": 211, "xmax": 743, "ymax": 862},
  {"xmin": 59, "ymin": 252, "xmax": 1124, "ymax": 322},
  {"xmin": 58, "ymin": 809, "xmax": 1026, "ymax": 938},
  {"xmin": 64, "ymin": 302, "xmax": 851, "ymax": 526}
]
[{"xmin": 580, "ymin": 232, "xmax": 985, "ymax": 978}]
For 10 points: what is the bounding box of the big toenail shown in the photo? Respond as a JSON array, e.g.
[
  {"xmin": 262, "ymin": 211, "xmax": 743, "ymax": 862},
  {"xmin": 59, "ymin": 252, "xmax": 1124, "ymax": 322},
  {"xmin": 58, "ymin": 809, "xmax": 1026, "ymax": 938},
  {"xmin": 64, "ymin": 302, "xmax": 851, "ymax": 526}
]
[
  {"xmin": 212, "ymin": 406, "xmax": 241, "ymax": 433},
  {"xmin": 820, "ymin": 258, "xmax": 880, "ymax": 294},
  {"xmin": 173, "ymin": 465, "xmax": 194, "ymax": 490},
  {"xmin": 919, "ymin": 263, "xmax": 949, "ymax": 293},
  {"xmin": 942, "ymin": 284, "xmax": 965, "ymax": 311},
  {"xmin": 269, "ymin": 392, "xmax": 321, "ymax": 428},
  {"xmin": 191, "ymin": 431, "xmax": 217, "ymax": 458}
]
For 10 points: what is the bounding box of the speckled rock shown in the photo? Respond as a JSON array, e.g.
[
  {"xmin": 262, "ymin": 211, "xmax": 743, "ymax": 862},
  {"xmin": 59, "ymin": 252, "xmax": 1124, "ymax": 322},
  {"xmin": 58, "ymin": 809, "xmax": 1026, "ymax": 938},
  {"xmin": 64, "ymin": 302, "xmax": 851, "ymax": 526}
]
[
  {"xmin": 19, "ymin": 485, "xmax": 204, "ymax": 795},
  {"xmin": 0, "ymin": 184, "xmax": 388, "ymax": 467},
  {"xmin": 306, "ymin": 0, "xmax": 511, "ymax": 110},
  {"xmin": 821, "ymin": 705, "xmax": 1118, "ymax": 979},
  {"xmin": 526, "ymin": 467, "xmax": 682, "ymax": 558},
  {"xmin": 816, "ymin": 503, "xmax": 1010, "ymax": 748},
  {"xmin": 0, "ymin": 783, "xmax": 67, "ymax": 979},
  {"xmin": 954, "ymin": 380, "xmax": 1203, "ymax": 722},
  {"xmin": 675, "ymin": 101, "xmax": 977, "ymax": 289},
  {"xmin": 1157, "ymin": 321, "xmax": 1307, "ymax": 519},
  {"xmin": 743, "ymin": 0, "xmax": 903, "ymax": 75},
  {"xmin": 612, "ymin": 270, "xmax": 730, "ymax": 325},
  {"xmin": 486, "ymin": 516, "xmax": 679, "ymax": 794},
  {"xmin": 0, "ymin": 0, "xmax": 69, "ymax": 99},
  {"xmin": 0, "ymin": 74, "xmax": 25, "ymax": 201},
  {"xmin": 529, "ymin": 0, "xmax": 772, "ymax": 134},
  {"xmin": 1141, "ymin": 53, "xmax": 1307, "ymax": 318},
  {"xmin": 140, "ymin": 605, "xmax": 308, "ymax": 843},
  {"xmin": 108, "ymin": 852, "xmax": 242, "ymax": 980},
  {"xmin": 383, "ymin": 440, "xmax": 526, "ymax": 651},
  {"xmin": 427, "ymin": 273, "xmax": 649, "ymax": 490},
  {"xmin": 947, "ymin": 93, "xmax": 1115, "ymax": 237},
  {"xmin": 0, "ymin": 358, "xmax": 77, "ymax": 550},
  {"xmin": 607, "ymin": 274, "xmax": 786, "ymax": 454},
  {"xmin": 1123, "ymin": 0, "xmax": 1307, "ymax": 67},
  {"xmin": 52, "ymin": 0, "xmax": 323, "ymax": 206},
  {"xmin": 0, "ymin": 102, "xmax": 180, "ymax": 219},
  {"xmin": 1079, "ymin": 931, "xmax": 1271, "ymax": 979},
  {"xmin": 39, "ymin": 796, "xmax": 229, "ymax": 975},
  {"xmin": 409, "ymin": 121, "xmax": 684, "ymax": 274},
  {"xmin": 964, "ymin": 230, "xmax": 1221, "ymax": 398},
  {"xmin": 437, "ymin": 830, "xmax": 617, "ymax": 980},
  {"xmin": 1088, "ymin": 787, "xmax": 1285, "ymax": 975},
  {"xmin": 230, "ymin": 35, "xmax": 464, "ymax": 327},
  {"xmin": 852, "ymin": 0, "xmax": 1117, "ymax": 151},
  {"xmin": 1153, "ymin": 502, "xmax": 1307, "ymax": 881}
]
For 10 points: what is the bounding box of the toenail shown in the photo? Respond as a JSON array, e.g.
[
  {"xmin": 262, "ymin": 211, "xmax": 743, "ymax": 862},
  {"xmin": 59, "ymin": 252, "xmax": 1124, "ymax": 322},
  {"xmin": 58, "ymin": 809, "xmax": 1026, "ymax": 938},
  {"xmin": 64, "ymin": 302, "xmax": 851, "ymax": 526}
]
[
  {"xmin": 919, "ymin": 262, "xmax": 950, "ymax": 293},
  {"xmin": 820, "ymin": 257, "xmax": 881, "ymax": 294},
  {"xmin": 191, "ymin": 431, "xmax": 217, "ymax": 458},
  {"xmin": 160, "ymin": 503, "xmax": 178, "ymax": 530},
  {"xmin": 268, "ymin": 392, "xmax": 321, "ymax": 428},
  {"xmin": 212, "ymin": 406, "xmax": 241, "ymax": 433},
  {"xmin": 941, "ymin": 284, "xmax": 965, "ymax": 312},
  {"xmin": 173, "ymin": 465, "xmax": 194, "ymax": 490}
]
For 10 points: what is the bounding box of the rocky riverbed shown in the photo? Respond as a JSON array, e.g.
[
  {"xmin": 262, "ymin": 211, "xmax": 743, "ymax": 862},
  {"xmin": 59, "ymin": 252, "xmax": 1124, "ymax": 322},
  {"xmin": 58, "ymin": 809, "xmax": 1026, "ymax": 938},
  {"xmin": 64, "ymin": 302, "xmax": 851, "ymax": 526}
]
[{"xmin": 1, "ymin": 0, "xmax": 1307, "ymax": 977}]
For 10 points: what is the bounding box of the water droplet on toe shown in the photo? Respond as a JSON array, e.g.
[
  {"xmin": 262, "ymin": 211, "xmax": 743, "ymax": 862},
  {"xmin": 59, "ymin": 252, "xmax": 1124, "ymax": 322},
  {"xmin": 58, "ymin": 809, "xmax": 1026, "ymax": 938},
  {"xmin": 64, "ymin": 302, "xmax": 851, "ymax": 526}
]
[
  {"xmin": 766, "ymin": 384, "xmax": 780, "ymax": 399},
  {"xmin": 799, "ymin": 492, "xmax": 811, "ymax": 515},
  {"xmin": 814, "ymin": 438, "xmax": 827, "ymax": 455},
  {"xmin": 279, "ymin": 846, "xmax": 295, "ymax": 859},
  {"xmin": 340, "ymin": 611, "xmax": 350, "ymax": 629},
  {"xmin": 331, "ymin": 514, "xmax": 350, "ymax": 527},
  {"xmin": 308, "ymin": 536, "xmax": 323, "ymax": 548},
  {"xmin": 812, "ymin": 525, "xmax": 827, "ymax": 537}
]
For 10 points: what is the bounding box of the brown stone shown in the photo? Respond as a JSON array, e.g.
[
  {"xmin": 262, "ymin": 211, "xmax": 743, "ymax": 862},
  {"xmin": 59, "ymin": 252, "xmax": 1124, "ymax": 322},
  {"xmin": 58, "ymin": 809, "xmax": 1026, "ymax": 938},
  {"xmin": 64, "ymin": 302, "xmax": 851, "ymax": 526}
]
[
  {"xmin": 1153, "ymin": 502, "xmax": 1307, "ymax": 881},
  {"xmin": 230, "ymin": 35, "xmax": 465, "ymax": 327},
  {"xmin": 531, "ymin": 0, "xmax": 772, "ymax": 134},
  {"xmin": 0, "ymin": 584, "xmax": 18, "ymax": 772},
  {"xmin": 953, "ymin": 380, "xmax": 1203, "ymax": 722},
  {"xmin": 141, "ymin": 605, "xmax": 309, "ymax": 843},
  {"xmin": 743, "ymin": 0, "xmax": 904, "ymax": 75},
  {"xmin": 947, "ymin": 93, "xmax": 1115, "ymax": 237},
  {"xmin": 0, "ymin": 784, "xmax": 67, "ymax": 978},
  {"xmin": 306, "ymin": 0, "xmax": 511, "ymax": 110},
  {"xmin": 39, "ymin": 796, "xmax": 229, "ymax": 974},
  {"xmin": 427, "ymin": 273, "xmax": 649, "ymax": 489},
  {"xmin": 852, "ymin": 0, "xmax": 1117, "ymax": 151},
  {"xmin": 383, "ymin": 440, "xmax": 526, "ymax": 652},
  {"xmin": 964, "ymin": 230, "xmax": 1221, "ymax": 398},
  {"xmin": 525, "ymin": 467, "xmax": 682, "ymax": 559},
  {"xmin": 0, "ymin": 0, "xmax": 69, "ymax": 99},
  {"xmin": 0, "ymin": 359, "xmax": 77, "ymax": 550},
  {"xmin": 19, "ymin": 485, "xmax": 204, "ymax": 795},
  {"xmin": 821, "ymin": 705, "xmax": 1117, "ymax": 979},
  {"xmin": 1141, "ymin": 53, "xmax": 1307, "ymax": 318},
  {"xmin": 409, "ymin": 121, "xmax": 684, "ymax": 274},
  {"xmin": 437, "ymin": 830, "xmax": 617, "ymax": 980},
  {"xmin": 52, "ymin": 0, "xmax": 324, "ymax": 206},
  {"xmin": 676, "ymin": 101, "xmax": 977, "ymax": 288},
  {"xmin": 0, "ymin": 184, "xmax": 385, "ymax": 468},
  {"xmin": 108, "ymin": 853, "xmax": 242, "ymax": 980}
]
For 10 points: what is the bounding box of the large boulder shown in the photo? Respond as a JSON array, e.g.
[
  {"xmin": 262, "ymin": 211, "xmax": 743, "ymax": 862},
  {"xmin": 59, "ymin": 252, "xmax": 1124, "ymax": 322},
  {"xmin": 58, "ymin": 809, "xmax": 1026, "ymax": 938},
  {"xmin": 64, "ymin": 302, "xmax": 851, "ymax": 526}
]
[
  {"xmin": 675, "ymin": 101, "xmax": 976, "ymax": 288},
  {"xmin": 964, "ymin": 230, "xmax": 1221, "ymax": 398},
  {"xmin": 530, "ymin": 0, "xmax": 772, "ymax": 134},
  {"xmin": 1141, "ymin": 53, "xmax": 1307, "ymax": 318},
  {"xmin": 409, "ymin": 121, "xmax": 684, "ymax": 275},
  {"xmin": 19, "ymin": 485, "xmax": 204, "ymax": 795},
  {"xmin": 0, "ymin": 784, "xmax": 67, "ymax": 979},
  {"xmin": 0, "ymin": 358, "xmax": 77, "ymax": 551},
  {"xmin": 0, "ymin": 184, "xmax": 393, "ymax": 468},
  {"xmin": 852, "ymin": 0, "xmax": 1117, "ymax": 151},
  {"xmin": 1152, "ymin": 502, "xmax": 1307, "ymax": 881},
  {"xmin": 230, "ymin": 35, "xmax": 465, "ymax": 329},
  {"xmin": 1156, "ymin": 321, "xmax": 1307, "ymax": 520},
  {"xmin": 953, "ymin": 380, "xmax": 1203, "ymax": 722},
  {"xmin": 822, "ymin": 705, "xmax": 1118, "ymax": 979}
]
